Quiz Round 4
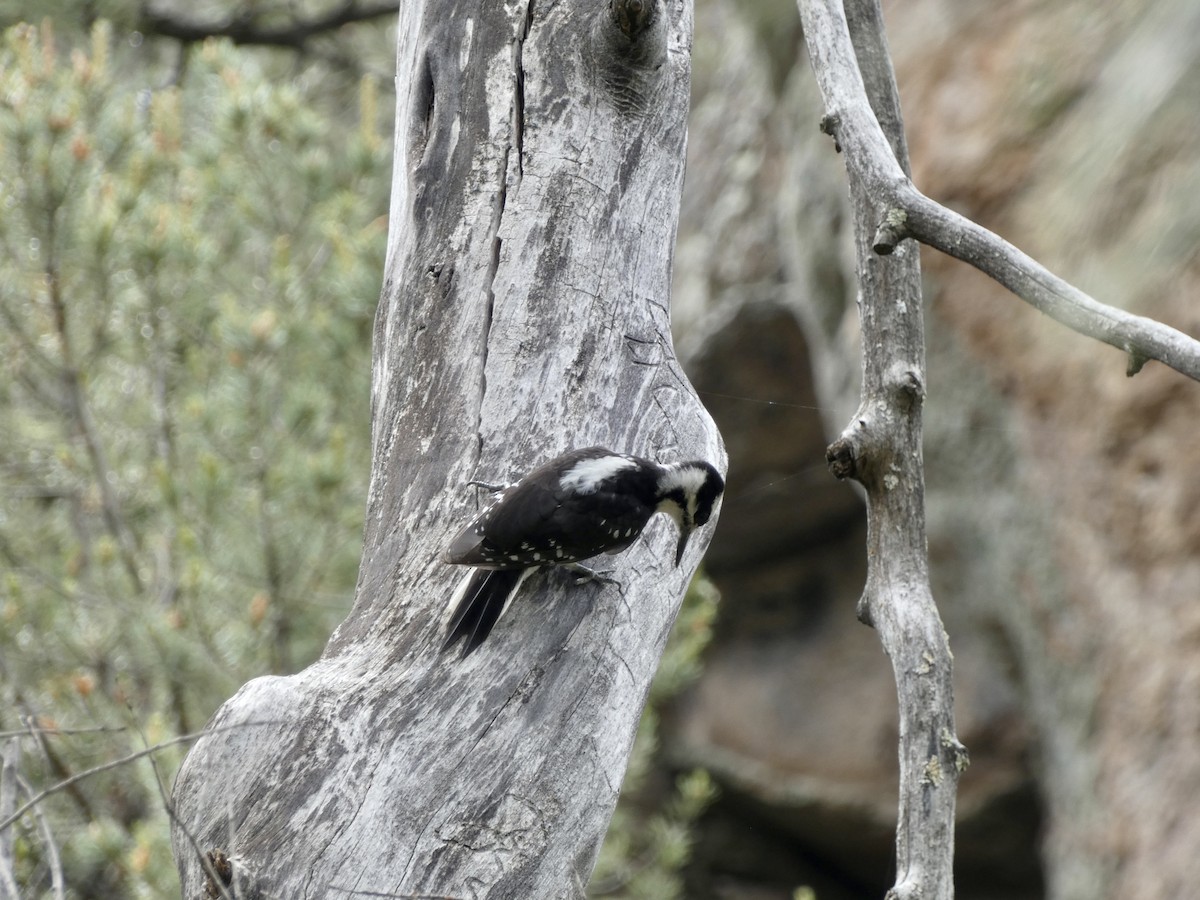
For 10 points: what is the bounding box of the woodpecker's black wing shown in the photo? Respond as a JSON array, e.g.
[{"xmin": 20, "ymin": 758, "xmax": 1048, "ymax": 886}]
[
  {"xmin": 443, "ymin": 472, "xmax": 561, "ymax": 567},
  {"xmin": 444, "ymin": 449, "xmax": 603, "ymax": 566},
  {"xmin": 445, "ymin": 448, "xmax": 661, "ymax": 568},
  {"xmin": 547, "ymin": 474, "xmax": 659, "ymax": 556}
]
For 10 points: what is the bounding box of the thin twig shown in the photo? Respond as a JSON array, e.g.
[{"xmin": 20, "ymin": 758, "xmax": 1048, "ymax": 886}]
[
  {"xmin": 0, "ymin": 739, "xmax": 18, "ymax": 893},
  {"xmin": 140, "ymin": 0, "xmax": 400, "ymax": 49},
  {"xmin": 0, "ymin": 674, "xmax": 96, "ymax": 822},
  {"xmin": 17, "ymin": 774, "xmax": 65, "ymax": 900},
  {"xmin": 125, "ymin": 708, "xmax": 236, "ymax": 900},
  {"xmin": 0, "ymin": 724, "xmax": 128, "ymax": 740},
  {"xmin": 0, "ymin": 722, "xmax": 277, "ymax": 834},
  {"xmin": 43, "ymin": 249, "xmax": 144, "ymax": 591}
]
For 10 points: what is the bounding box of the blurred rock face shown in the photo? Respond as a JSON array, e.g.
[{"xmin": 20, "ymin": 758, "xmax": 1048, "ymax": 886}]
[{"xmin": 671, "ymin": 1, "xmax": 1200, "ymax": 898}]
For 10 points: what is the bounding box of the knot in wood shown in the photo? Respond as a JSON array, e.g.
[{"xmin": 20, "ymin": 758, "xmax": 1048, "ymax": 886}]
[
  {"xmin": 203, "ymin": 849, "xmax": 233, "ymax": 899},
  {"xmin": 940, "ymin": 727, "xmax": 971, "ymax": 773},
  {"xmin": 818, "ymin": 113, "xmax": 842, "ymax": 153},
  {"xmin": 593, "ymin": 0, "xmax": 667, "ymax": 114},
  {"xmin": 610, "ymin": 0, "xmax": 657, "ymax": 38},
  {"xmin": 825, "ymin": 436, "xmax": 857, "ymax": 481},
  {"xmin": 886, "ymin": 365, "xmax": 924, "ymax": 411}
]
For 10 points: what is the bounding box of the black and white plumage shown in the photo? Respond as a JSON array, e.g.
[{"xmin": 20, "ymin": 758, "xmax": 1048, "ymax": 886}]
[{"xmin": 441, "ymin": 446, "xmax": 724, "ymax": 655}]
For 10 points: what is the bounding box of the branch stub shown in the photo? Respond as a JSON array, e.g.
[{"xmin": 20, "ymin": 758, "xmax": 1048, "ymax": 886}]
[
  {"xmin": 872, "ymin": 207, "xmax": 909, "ymax": 255},
  {"xmin": 1126, "ymin": 347, "xmax": 1148, "ymax": 377},
  {"xmin": 825, "ymin": 436, "xmax": 857, "ymax": 481},
  {"xmin": 818, "ymin": 112, "xmax": 843, "ymax": 153}
]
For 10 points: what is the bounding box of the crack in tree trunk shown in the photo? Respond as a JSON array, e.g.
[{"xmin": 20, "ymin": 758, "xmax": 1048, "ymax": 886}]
[{"xmin": 478, "ymin": 0, "xmax": 537, "ymax": 467}]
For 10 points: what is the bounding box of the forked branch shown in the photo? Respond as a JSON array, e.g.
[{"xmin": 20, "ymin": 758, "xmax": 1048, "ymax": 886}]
[{"xmin": 803, "ymin": 0, "xmax": 1200, "ymax": 382}]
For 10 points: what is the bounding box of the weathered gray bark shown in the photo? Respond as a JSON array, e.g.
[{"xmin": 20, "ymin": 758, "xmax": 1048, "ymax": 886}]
[
  {"xmin": 170, "ymin": 1, "xmax": 720, "ymax": 897},
  {"xmin": 798, "ymin": 0, "xmax": 967, "ymax": 897}
]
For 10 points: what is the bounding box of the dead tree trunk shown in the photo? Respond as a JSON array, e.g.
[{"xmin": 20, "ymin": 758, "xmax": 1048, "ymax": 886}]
[{"xmin": 170, "ymin": 1, "xmax": 720, "ymax": 897}]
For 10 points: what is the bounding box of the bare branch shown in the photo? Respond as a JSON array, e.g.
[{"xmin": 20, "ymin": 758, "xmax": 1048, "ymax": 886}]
[
  {"xmin": 799, "ymin": 0, "xmax": 967, "ymax": 897},
  {"xmin": 44, "ymin": 259, "xmax": 144, "ymax": 592},
  {"xmin": 0, "ymin": 851, "xmax": 18, "ymax": 899},
  {"xmin": 802, "ymin": 0, "xmax": 1200, "ymax": 383},
  {"xmin": 883, "ymin": 191, "xmax": 1200, "ymax": 378},
  {"xmin": 0, "ymin": 725, "xmax": 127, "ymax": 740},
  {"xmin": 139, "ymin": 1, "xmax": 400, "ymax": 49},
  {"xmin": 0, "ymin": 739, "xmax": 18, "ymax": 889},
  {"xmin": 0, "ymin": 722, "xmax": 275, "ymax": 835},
  {"xmin": 15, "ymin": 774, "xmax": 66, "ymax": 900}
]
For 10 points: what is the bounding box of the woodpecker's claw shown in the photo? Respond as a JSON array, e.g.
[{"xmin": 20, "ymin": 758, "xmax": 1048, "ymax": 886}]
[
  {"xmin": 467, "ymin": 479, "xmax": 510, "ymax": 493},
  {"xmin": 564, "ymin": 563, "xmax": 619, "ymax": 587}
]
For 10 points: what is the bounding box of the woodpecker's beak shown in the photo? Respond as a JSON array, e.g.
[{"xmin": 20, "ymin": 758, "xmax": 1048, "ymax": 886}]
[{"xmin": 674, "ymin": 518, "xmax": 694, "ymax": 567}]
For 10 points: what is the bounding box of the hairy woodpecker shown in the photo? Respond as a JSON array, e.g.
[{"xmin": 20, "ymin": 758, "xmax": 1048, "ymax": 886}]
[{"xmin": 441, "ymin": 446, "xmax": 724, "ymax": 655}]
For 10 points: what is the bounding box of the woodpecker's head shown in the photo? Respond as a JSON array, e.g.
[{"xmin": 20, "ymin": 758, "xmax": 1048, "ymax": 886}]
[{"xmin": 657, "ymin": 461, "xmax": 725, "ymax": 566}]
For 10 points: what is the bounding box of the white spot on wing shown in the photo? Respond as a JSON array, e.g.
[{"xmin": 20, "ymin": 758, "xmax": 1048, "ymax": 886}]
[{"xmin": 560, "ymin": 455, "xmax": 639, "ymax": 493}]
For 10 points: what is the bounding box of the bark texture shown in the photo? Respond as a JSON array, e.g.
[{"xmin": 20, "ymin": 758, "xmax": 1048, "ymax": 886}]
[{"xmin": 170, "ymin": 1, "xmax": 719, "ymax": 897}]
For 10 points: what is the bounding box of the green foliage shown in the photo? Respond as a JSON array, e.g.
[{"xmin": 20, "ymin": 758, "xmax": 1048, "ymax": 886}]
[
  {"xmin": 0, "ymin": 2, "xmax": 133, "ymax": 33},
  {"xmin": 0, "ymin": 18, "xmax": 389, "ymax": 895},
  {"xmin": 0, "ymin": 12, "xmax": 716, "ymax": 900},
  {"xmin": 590, "ymin": 575, "xmax": 721, "ymax": 900}
]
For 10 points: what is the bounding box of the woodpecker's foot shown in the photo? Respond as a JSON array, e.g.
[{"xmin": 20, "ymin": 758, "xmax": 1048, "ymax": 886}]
[
  {"xmin": 467, "ymin": 479, "xmax": 510, "ymax": 493},
  {"xmin": 564, "ymin": 563, "xmax": 619, "ymax": 587}
]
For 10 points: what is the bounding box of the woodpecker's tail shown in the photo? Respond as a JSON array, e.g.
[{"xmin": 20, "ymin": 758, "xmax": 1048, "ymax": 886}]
[{"xmin": 442, "ymin": 568, "xmax": 531, "ymax": 656}]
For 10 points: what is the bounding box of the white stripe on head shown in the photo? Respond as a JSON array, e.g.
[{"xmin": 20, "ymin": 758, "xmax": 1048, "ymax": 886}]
[
  {"xmin": 658, "ymin": 464, "xmax": 709, "ymax": 519},
  {"xmin": 559, "ymin": 455, "xmax": 639, "ymax": 493}
]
